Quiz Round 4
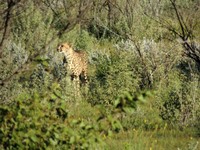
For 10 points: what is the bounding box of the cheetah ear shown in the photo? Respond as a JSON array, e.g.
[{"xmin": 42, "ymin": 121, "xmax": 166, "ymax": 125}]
[
  {"xmin": 58, "ymin": 43, "xmax": 63, "ymax": 47},
  {"xmin": 68, "ymin": 43, "xmax": 72, "ymax": 48}
]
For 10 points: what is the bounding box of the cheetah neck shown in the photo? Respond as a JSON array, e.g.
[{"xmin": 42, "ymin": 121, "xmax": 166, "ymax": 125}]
[{"xmin": 63, "ymin": 48, "xmax": 74, "ymax": 62}]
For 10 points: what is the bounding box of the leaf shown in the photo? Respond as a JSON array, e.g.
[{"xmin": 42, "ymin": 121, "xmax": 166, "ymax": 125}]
[
  {"xmin": 108, "ymin": 130, "xmax": 113, "ymax": 136},
  {"xmin": 80, "ymin": 121, "xmax": 86, "ymax": 128},
  {"xmin": 34, "ymin": 55, "xmax": 49, "ymax": 61},
  {"xmin": 81, "ymin": 142, "xmax": 89, "ymax": 149},
  {"xmin": 85, "ymin": 125, "xmax": 93, "ymax": 130},
  {"xmin": 41, "ymin": 61, "xmax": 49, "ymax": 67},
  {"xmin": 50, "ymin": 82, "xmax": 60, "ymax": 90},
  {"xmin": 50, "ymin": 93, "xmax": 57, "ymax": 100},
  {"xmin": 54, "ymin": 133, "xmax": 59, "ymax": 139},
  {"xmin": 30, "ymin": 135, "xmax": 38, "ymax": 143},
  {"xmin": 138, "ymin": 94, "xmax": 145, "ymax": 102},
  {"xmin": 70, "ymin": 136, "xmax": 75, "ymax": 144},
  {"xmin": 123, "ymin": 107, "xmax": 135, "ymax": 114},
  {"xmin": 71, "ymin": 119, "xmax": 80, "ymax": 125},
  {"xmin": 49, "ymin": 138, "xmax": 58, "ymax": 146},
  {"xmin": 112, "ymin": 120, "xmax": 123, "ymax": 132},
  {"xmin": 114, "ymin": 98, "xmax": 121, "ymax": 108},
  {"xmin": 53, "ymin": 90, "xmax": 63, "ymax": 99}
]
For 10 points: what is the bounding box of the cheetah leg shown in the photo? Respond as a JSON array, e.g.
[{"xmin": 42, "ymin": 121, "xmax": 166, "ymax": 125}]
[
  {"xmin": 73, "ymin": 76, "xmax": 80, "ymax": 99},
  {"xmin": 81, "ymin": 71, "xmax": 88, "ymax": 97},
  {"xmin": 83, "ymin": 71, "xmax": 88, "ymax": 84}
]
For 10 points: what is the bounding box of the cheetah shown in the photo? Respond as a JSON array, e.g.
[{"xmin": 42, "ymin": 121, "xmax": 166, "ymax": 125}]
[{"xmin": 57, "ymin": 42, "xmax": 88, "ymax": 92}]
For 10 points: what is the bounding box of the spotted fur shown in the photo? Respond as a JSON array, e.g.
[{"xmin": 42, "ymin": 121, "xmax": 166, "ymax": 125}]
[{"xmin": 57, "ymin": 42, "xmax": 88, "ymax": 85}]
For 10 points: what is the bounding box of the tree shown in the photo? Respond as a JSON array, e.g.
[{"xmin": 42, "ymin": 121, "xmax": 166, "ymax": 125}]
[
  {"xmin": 169, "ymin": 0, "xmax": 200, "ymax": 66},
  {"xmin": 0, "ymin": 0, "xmax": 94, "ymax": 86},
  {"xmin": 0, "ymin": 0, "xmax": 24, "ymax": 58},
  {"xmin": 144, "ymin": 0, "xmax": 200, "ymax": 67}
]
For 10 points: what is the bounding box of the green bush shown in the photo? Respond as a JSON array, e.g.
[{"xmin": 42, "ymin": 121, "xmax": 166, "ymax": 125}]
[
  {"xmin": 0, "ymin": 92, "xmax": 103, "ymax": 149},
  {"xmin": 1, "ymin": 1, "xmax": 200, "ymax": 149},
  {"xmin": 0, "ymin": 80, "xmax": 149, "ymax": 149},
  {"xmin": 157, "ymin": 70, "xmax": 200, "ymax": 128},
  {"xmin": 87, "ymin": 46, "xmax": 140, "ymax": 105}
]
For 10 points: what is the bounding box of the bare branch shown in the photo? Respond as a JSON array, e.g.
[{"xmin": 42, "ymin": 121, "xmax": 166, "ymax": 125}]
[
  {"xmin": 0, "ymin": 0, "xmax": 93, "ymax": 86},
  {"xmin": 144, "ymin": 0, "xmax": 200, "ymax": 66}
]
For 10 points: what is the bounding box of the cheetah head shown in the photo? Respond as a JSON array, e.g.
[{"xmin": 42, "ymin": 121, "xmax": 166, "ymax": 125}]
[{"xmin": 57, "ymin": 43, "xmax": 72, "ymax": 53}]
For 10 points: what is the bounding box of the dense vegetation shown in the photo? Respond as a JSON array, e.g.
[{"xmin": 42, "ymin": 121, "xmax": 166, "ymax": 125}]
[{"xmin": 0, "ymin": 0, "xmax": 200, "ymax": 149}]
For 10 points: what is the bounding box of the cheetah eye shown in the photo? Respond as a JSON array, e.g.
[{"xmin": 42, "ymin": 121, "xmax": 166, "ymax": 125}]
[{"xmin": 61, "ymin": 45, "xmax": 64, "ymax": 47}]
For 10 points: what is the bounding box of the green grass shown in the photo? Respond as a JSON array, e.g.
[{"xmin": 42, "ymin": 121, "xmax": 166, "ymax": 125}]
[
  {"xmin": 0, "ymin": 86, "xmax": 199, "ymax": 149},
  {"xmin": 105, "ymin": 129, "xmax": 199, "ymax": 150},
  {"xmin": 65, "ymin": 100, "xmax": 101, "ymax": 123},
  {"xmin": 64, "ymin": 100, "xmax": 200, "ymax": 150}
]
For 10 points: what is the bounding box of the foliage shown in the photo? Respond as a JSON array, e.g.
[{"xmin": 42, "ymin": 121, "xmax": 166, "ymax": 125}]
[
  {"xmin": 0, "ymin": 83, "xmax": 150, "ymax": 149},
  {"xmin": 87, "ymin": 45, "xmax": 141, "ymax": 105},
  {"xmin": 0, "ymin": 0, "xmax": 200, "ymax": 149},
  {"xmin": 157, "ymin": 71, "xmax": 200, "ymax": 127},
  {"xmin": 0, "ymin": 92, "xmax": 103, "ymax": 149}
]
